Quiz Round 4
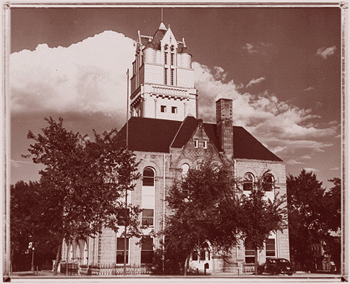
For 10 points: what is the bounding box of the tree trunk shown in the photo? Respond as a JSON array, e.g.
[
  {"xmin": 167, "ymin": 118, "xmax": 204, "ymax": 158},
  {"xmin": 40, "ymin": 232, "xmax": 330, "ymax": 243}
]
[
  {"xmin": 66, "ymin": 241, "xmax": 69, "ymax": 276},
  {"xmin": 254, "ymin": 247, "xmax": 258, "ymax": 276},
  {"xmin": 53, "ymin": 243, "xmax": 62, "ymax": 275},
  {"xmin": 184, "ymin": 254, "xmax": 190, "ymax": 276}
]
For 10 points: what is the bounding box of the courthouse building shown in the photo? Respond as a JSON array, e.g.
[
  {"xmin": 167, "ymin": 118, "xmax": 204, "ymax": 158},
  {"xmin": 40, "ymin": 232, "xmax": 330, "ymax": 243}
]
[{"xmin": 62, "ymin": 22, "xmax": 290, "ymax": 275}]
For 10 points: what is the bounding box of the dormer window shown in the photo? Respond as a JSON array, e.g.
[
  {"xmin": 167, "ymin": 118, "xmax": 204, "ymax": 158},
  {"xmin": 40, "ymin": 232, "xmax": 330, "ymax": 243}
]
[
  {"xmin": 203, "ymin": 140, "xmax": 208, "ymax": 149},
  {"xmin": 161, "ymin": 105, "xmax": 166, "ymax": 113},
  {"xmin": 194, "ymin": 139, "xmax": 199, "ymax": 148}
]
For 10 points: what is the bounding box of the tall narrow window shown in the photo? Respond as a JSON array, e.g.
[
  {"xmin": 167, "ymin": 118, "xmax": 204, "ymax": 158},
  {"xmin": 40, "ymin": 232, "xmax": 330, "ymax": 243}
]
[
  {"xmin": 203, "ymin": 140, "xmax": 208, "ymax": 149},
  {"xmin": 171, "ymin": 53, "xmax": 174, "ymax": 65},
  {"xmin": 171, "ymin": 69, "xmax": 174, "ymax": 85},
  {"xmin": 262, "ymin": 174, "xmax": 274, "ymax": 191},
  {"xmin": 143, "ymin": 168, "xmax": 155, "ymax": 186},
  {"xmin": 181, "ymin": 163, "xmax": 190, "ymax": 178},
  {"xmin": 141, "ymin": 238, "xmax": 154, "ymax": 264},
  {"xmin": 266, "ymin": 238, "xmax": 276, "ymax": 258},
  {"xmin": 194, "ymin": 139, "xmax": 199, "ymax": 148},
  {"xmin": 116, "ymin": 238, "xmax": 129, "ymax": 264},
  {"xmin": 243, "ymin": 173, "xmax": 254, "ymax": 191},
  {"xmin": 245, "ymin": 245, "xmax": 255, "ymax": 264},
  {"xmin": 142, "ymin": 209, "xmax": 154, "ymax": 226},
  {"xmin": 83, "ymin": 242, "xmax": 88, "ymax": 265},
  {"xmin": 164, "ymin": 68, "xmax": 168, "ymax": 85},
  {"xmin": 164, "ymin": 45, "xmax": 168, "ymax": 65}
]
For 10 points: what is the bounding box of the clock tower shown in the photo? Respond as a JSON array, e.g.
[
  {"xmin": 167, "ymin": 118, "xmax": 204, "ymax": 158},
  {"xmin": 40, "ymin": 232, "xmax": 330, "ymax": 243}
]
[{"xmin": 130, "ymin": 22, "xmax": 198, "ymax": 121}]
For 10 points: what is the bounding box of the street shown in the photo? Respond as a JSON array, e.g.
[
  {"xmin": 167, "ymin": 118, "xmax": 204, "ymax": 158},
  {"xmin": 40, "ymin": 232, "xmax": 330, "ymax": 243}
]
[{"xmin": 8, "ymin": 271, "xmax": 344, "ymax": 284}]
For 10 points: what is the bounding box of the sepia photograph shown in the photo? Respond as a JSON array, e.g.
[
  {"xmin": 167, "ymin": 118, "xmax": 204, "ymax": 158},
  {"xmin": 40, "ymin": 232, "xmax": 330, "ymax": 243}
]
[{"xmin": 3, "ymin": 2, "xmax": 346, "ymax": 283}]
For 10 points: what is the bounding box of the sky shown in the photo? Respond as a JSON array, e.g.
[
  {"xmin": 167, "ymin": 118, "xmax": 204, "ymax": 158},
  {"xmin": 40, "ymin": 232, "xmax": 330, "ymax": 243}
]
[{"xmin": 9, "ymin": 5, "xmax": 342, "ymax": 188}]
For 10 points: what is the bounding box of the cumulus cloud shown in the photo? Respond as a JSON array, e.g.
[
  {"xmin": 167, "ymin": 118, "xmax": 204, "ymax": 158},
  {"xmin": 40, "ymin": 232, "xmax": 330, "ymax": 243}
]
[
  {"xmin": 193, "ymin": 62, "xmax": 339, "ymax": 165},
  {"xmin": 10, "ymin": 31, "xmax": 135, "ymax": 119},
  {"xmin": 316, "ymin": 46, "xmax": 336, "ymax": 59},
  {"xmin": 10, "ymin": 31, "xmax": 339, "ymax": 168},
  {"xmin": 246, "ymin": 77, "xmax": 265, "ymax": 88}
]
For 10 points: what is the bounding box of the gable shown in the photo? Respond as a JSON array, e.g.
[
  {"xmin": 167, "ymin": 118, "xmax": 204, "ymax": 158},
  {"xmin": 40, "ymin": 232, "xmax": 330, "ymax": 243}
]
[{"xmin": 161, "ymin": 28, "xmax": 178, "ymax": 48}]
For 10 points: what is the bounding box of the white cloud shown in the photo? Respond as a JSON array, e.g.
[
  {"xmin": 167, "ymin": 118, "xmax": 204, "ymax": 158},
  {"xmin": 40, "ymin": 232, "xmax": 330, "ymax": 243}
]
[
  {"xmin": 304, "ymin": 87, "xmax": 315, "ymax": 92},
  {"xmin": 330, "ymin": 167, "xmax": 339, "ymax": 171},
  {"xmin": 10, "ymin": 31, "xmax": 339, "ymax": 167},
  {"xmin": 316, "ymin": 46, "xmax": 336, "ymax": 59},
  {"xmin": 242, "ymin": 42, "xmax": 274, "ymax": 55},
  {"xmin": 246, "ymin": 77, "xmax": 265, "ymax": 88},
  {"xmin": 10, "ymin": 31, "xmax": 135, "ymax": 119},
  {"xmin": 193, "ymin": 62, "xmax": 339, "ymax": 164}
]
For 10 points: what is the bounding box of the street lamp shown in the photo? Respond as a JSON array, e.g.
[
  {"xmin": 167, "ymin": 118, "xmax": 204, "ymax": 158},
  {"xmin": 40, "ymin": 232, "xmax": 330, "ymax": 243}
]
[{"xmin": 28, "ymin": 242, "xmax": 34, "ymax": 273}]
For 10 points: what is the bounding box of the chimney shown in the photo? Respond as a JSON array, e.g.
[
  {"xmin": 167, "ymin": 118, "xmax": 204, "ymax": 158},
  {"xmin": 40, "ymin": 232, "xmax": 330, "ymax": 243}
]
[{"xmin": 216, "ymin": 98, "xmax": 234, "ymax": 158}]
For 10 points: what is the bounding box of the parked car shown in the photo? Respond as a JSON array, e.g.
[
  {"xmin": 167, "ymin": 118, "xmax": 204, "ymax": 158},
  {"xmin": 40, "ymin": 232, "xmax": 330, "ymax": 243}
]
[{"xmin": 258, "ymin": 258, "xmax": 294, "ymax": 275}]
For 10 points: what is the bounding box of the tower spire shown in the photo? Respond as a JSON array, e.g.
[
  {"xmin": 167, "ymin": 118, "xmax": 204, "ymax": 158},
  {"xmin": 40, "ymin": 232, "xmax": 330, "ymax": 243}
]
[{"xmin": 161, "ymin": 7, "xmax": 164, "ymax": 22}]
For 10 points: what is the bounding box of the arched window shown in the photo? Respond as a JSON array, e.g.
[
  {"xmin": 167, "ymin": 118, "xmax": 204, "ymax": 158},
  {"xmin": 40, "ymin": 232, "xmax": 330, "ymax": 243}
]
[
  {"xmin": 83, "ymin": 242, "xmax": 88, "ymax": 265},
  {"xmin": 143, "ymin": 167, "xmax": 155, "ymax": 186},
  {"xmin": 69, "ymin": 244, "xmax": 73, "ymax": 260},
  {"xmin": 76, "ymin": 243, "xmax": 81, "ymax": 260},
  {"xmin": 181, "ymin": 163, "xmax": 190, "ymax": 178},
  {"xmin": 262, "ymin": 174, "xmax": 274, "ymax": 191},
  {"xmin": 243, "ymin": 172, "xmax": 254, "ymax": 191}
]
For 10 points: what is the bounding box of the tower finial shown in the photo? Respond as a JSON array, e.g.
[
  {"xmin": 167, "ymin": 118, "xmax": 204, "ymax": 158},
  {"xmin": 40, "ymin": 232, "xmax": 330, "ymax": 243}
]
[{"xmin": 161, "ymin": 8, "xmax": 164, "ymax": 23}]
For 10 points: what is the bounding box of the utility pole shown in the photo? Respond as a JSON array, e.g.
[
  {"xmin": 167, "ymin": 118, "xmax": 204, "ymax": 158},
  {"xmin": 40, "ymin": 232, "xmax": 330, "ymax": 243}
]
[{"xmin": 123, "ymin": 69, "xmax": 130, "ymax": 276}]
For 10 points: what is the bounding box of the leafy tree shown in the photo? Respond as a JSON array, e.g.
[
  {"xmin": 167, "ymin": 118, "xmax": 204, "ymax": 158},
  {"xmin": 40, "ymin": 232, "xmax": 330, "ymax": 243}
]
[
  {"xmin": 23, "ymin": 117, "xmax": 141, "ymax": 273},
  {"xmin": 322, "ymin": 178, "xmax": 341, "ymax": 232},
  {"xmin": 160, "ymin": 161, "xmax": 239, "ymax": 275},
  {"xmin": 11, "ymin": 180, "xmax": 57, "ymax": 271},
  {"xmin": 287, "ymin": 170, "xmax": 341, "ymax": 271},
  {"xmin": 238, "ymin": 172, "xmax": 287, "ymax": 275},
  {"xmin": 322, "ymin": 178, "xmax": 341, "ymax": 271}
]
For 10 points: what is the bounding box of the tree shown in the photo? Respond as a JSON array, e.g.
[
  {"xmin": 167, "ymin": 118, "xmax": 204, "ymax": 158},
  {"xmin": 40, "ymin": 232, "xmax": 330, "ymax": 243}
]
[
  {"xmin": 11, "ymin": 181, "xmax": 57, "ymax": 271},
  {"xmin": 287, "ymin": 170, "xmax": 341, "ymax": 271},
  {"xmin": 23, "ymin": 117, "xmax": 141, "ymax": 273},
  {"xmin": 238, "ymin": 172, "xmax": 287, "ymax": 275},
  {"xmin": 160, "ymin": 161, "xmax": 239, "ymax": 275},
  {"xmin": 322, "ymin": 178, "xmax": 341, "ymax": 271}
]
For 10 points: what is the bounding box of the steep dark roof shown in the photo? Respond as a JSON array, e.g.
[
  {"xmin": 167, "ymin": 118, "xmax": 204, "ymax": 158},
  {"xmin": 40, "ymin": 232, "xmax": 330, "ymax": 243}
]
[
  {"xmin": 232, "ymin": 126, "xmax": 282, "ymax": 161},
  {"xmin": 118, "ymin": 116, "xmax": 282, "ymax": 162},
  {"xmin": 118, "ymin": 117, "xmax": 181, "ymax": 153}
]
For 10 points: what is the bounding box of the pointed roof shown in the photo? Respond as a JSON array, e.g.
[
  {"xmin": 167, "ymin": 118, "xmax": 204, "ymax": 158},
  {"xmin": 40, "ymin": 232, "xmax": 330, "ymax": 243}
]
[
  {"xmin": 158, "ymin": 22, "xmax": 167, "ymax": 30},
  {"xmin": 117, "ymin": 116, "xmax": 282, "ymax": 162}
]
